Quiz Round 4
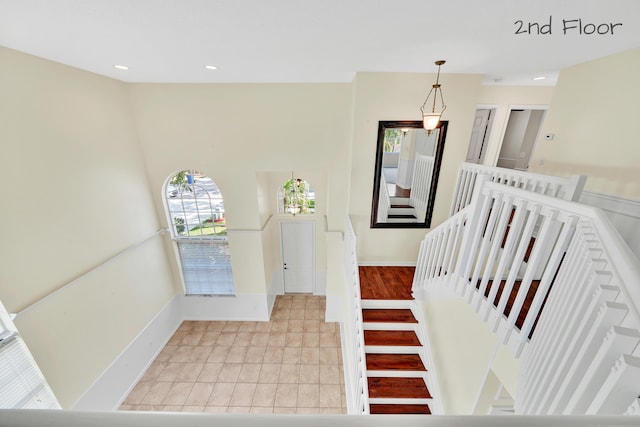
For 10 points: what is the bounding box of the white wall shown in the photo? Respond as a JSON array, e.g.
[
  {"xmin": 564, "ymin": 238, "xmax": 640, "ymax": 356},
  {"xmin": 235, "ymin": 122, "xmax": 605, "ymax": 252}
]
[{"xmin": 0, "ymin": 47, "xmax": 177, "ymax": 407}]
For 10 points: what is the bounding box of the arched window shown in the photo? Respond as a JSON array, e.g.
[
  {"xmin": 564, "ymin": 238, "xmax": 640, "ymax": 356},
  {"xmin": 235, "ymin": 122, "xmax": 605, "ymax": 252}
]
[
  {"xmin": 165, "ymin": 170, "xmax": 234, "ymax": 295},
  {"xmin": 278, "ymin": 177, "xmax": 315, "ymax": 215}
]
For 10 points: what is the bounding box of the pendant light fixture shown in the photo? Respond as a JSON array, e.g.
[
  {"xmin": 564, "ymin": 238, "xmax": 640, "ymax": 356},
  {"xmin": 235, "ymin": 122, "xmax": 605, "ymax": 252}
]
[{"xmin": 420, "ymin": 60, "xmax": 447, "ymax": 132}]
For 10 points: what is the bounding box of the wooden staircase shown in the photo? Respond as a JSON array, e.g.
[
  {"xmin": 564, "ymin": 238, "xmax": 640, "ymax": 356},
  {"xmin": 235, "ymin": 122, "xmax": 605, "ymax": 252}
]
[
  {"xmin": 359, "ymin": 266, "xmax": 432, "ymax": 414},
  {"xmin": 387, "ymin": 197, "xmax": 418, "ymax": 222}
]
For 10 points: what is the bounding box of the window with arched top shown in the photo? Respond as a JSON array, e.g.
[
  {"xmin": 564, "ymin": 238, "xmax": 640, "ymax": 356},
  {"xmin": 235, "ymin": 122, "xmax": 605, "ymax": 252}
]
[
  {"xmin": 278, "ymin": 178, "xmax": 315, "ymax": 215},
  {"xmin": 165, "ymin": 170, "xmax": 234, "ymax": 295}
]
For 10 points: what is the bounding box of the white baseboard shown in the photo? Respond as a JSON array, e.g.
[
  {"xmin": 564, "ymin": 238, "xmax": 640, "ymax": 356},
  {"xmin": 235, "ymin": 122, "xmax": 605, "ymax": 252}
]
[
  {"xmin": 72, "ymin": 295, "xmax": 183, "ymax": 411},
  {"xmin": 267, "ymin": 271, "xmax": 284, "ymax": 318},
  {"xmin": 180, "ymin": 294, "xmax": 270, "ymax": 321},
  {"xmin": 580, "ymin": 191, "xmax": 640, "ymax": 260},
  {"xmin": 358, "ymin": 261, "xmax": 417, "ymax": 267}
]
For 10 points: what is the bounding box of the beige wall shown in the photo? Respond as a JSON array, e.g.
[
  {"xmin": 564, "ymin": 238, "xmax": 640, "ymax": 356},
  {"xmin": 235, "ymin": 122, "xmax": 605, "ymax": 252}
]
[
  {"xmin": 349, "ymin": 72, "xmax": 483, "ymax": 263},
  {"xmin": 127, "ymin": 83, "xmax": 353, "ymax": 295},
  {"xmin": 0, "ymin": 47, "xmax": 176, "ymax": 407},
  {"xmin": 530, "ymin": 47, "xmax": 640, "ymax": 199},
  {"xmin": 422, "ymin": 299, "xmax": 498, "ymax": 414}
]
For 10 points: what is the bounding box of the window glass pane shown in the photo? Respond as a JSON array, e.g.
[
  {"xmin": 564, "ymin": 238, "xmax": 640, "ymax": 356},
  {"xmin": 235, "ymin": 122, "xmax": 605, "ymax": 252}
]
[
  {"xmin": 279, "ymin": 178, "xmax": 315, "ymax": 215},
  {"xmin": 177, "ymin": 240, "xmax": 234, "ymax": 295},
  {"xmin": 166, "ymin": 171, "xmax": 234, "ymax": 295}
]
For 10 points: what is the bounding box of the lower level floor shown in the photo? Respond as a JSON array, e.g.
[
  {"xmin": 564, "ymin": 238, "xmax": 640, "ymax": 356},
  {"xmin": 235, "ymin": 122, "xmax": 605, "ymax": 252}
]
[{"xmin": 119, "ymin": 294, "xmax": 347, "ymax": 414}]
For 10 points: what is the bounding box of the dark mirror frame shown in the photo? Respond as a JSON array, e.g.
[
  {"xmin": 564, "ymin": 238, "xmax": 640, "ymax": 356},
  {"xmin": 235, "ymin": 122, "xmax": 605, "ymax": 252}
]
[{"xmin": 370, "ymin": 120, "xmax": 448, "ymax": 228}]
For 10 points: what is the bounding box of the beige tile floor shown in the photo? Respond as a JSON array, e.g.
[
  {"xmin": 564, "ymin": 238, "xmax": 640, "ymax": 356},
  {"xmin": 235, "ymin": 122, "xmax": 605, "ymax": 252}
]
[{"xmin": 119, "ymin": 295, "xmax": 347, "ymax": 414}]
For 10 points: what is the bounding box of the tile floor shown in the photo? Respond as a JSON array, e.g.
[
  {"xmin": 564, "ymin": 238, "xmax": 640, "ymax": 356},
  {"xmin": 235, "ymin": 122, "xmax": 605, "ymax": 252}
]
[{"xmin": 119, "ymin": 295, "xmax": 347, "ymax": 414}]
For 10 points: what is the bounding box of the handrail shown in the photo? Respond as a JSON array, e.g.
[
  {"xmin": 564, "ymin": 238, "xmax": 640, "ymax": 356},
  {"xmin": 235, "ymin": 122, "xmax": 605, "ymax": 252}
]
[
  {"xmin": 14, "ymin": 229, "xmax": 168, "ymax": 318},
  {"xmin": 414, "ymin": 177, "xmax": 640, "ymax": 415},
  {"xmin": 450, "ymin": 162, "xmax": 586, "ymax": 216},
  {"xmin": 343, "ymin": 217, "xmax": 370, "ymax": 414}
]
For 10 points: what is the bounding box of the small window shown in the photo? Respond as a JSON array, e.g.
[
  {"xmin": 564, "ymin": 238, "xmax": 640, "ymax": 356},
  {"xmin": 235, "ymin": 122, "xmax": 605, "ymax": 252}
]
[
  {"xmin": 278, "ymin": 178, "xmax": 315, "ymax": 215},
  {"xmin": 165, "ymin": 170, "xmax": 234, "ymax": 295}
]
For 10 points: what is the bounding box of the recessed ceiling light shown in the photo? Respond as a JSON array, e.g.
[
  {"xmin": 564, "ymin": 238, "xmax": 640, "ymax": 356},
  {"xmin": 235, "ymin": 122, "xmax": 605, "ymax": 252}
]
[
  {"xmin": 114, "ymin": 64, "xmax": 129, "ymax": 70},
  {"xmin": 532, "ymin": 76, "xmax": 547, "ymax": 81},
  {"xmin": 204, "ymin": 65, "xmax": 218, "ymax": 70}
]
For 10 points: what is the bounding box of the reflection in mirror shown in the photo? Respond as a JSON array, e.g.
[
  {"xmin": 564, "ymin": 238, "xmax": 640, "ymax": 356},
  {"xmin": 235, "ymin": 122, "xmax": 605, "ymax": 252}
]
[{"xmin": 371, "ymin": 120, "xmax": 448, "ymax": 228}]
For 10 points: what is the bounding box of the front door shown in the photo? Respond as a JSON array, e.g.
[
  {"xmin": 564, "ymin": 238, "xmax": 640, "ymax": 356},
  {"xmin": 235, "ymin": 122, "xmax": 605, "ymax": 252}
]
[{"xmin": 280, "ymin": 221, "xmax": 315, "ymax": 293}]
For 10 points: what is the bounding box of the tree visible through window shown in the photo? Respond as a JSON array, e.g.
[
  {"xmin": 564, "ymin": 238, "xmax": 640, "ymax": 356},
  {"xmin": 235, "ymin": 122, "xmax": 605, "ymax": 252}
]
[
  {"xmin": 278, "ymin": 178, "xmax": 315, "ymax": 215},
  {"xmin": 165, "ymin": 170, "xmax": 234, "ymax": 295}
]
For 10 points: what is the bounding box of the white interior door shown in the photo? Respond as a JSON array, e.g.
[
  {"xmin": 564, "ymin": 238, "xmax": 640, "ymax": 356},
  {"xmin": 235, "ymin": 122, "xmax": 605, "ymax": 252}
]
[
  {"xmin": 466, "ymin": 109, "xmax": 492, "ymax": 163},
  {"xmin": 281, "ymin": 221, "xmax": 315, "ymax": 293}
]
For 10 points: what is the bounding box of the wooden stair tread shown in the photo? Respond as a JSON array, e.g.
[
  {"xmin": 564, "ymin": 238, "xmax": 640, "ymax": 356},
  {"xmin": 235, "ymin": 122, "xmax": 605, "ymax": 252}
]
[
  {"xmin": 362, "ymin": 309, "xmax": 417, "ymax": 323},
  {"xmin": 369, "ymin": 404, "xmax": 431, "ymax": 414},
  {"xmin": 364, "ymin": 330, "xmax": 421, "ymax": 346},
  {"xmin": 366, "ymin": 353, "xmax": 426, "ymax": 371},
  {"xmin": 387, "ymin": 214, "xmax": 417, "ymax": 219},
  {"xmin": 368, "ymin": 377, "xmax": 431, "ymax": 398}
]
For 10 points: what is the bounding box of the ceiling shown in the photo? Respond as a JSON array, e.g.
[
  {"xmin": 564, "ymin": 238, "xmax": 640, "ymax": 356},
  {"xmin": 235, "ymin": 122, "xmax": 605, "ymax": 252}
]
[{"xmin": 1, "ymin": 0, "xmax": 639, "ymax": 85}]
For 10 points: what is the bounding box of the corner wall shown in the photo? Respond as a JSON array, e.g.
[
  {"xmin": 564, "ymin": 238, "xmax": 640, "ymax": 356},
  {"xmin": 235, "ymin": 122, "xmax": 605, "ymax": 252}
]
[
  {"xmin": 530, "ymin": 47, "xmax": 640, "ymax": 199},
  {"xmin": 127, "ymin": 83, "xmax": 353, "ymax": 300},
  {"xmin": 349, "ymin": 72, "xmax": 483, "ymax": 263},
  {"xmin": 0, "ymin": 47, "xmax": 177, "ymax": 407}
]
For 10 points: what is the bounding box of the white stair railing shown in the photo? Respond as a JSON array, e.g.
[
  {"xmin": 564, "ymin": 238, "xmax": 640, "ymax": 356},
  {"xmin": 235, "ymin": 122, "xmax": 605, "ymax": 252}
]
[
  {"xmin": 343, "ymin": 217, "xmax": 370, "ymax": 414},
  {"xmin": 409, "ymin": 154, "xmax": 435, "ymax": 221},
  {"xmin": 413, "ymin": 176, "xmax": 640, "ymax": 415},
  {"xmin": 377, "ymin": 173, "xmax": 391, "ymax": 223},
  {"xmin": 450, "ymin": 162, "xmax": 586, "ymax": 216}
]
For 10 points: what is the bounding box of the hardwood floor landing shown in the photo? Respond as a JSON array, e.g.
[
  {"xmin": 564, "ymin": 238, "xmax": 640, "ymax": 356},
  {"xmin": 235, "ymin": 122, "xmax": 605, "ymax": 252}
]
[{"xmin": 359, "ymin": 266, "xmax": 415, "ymax": 300}]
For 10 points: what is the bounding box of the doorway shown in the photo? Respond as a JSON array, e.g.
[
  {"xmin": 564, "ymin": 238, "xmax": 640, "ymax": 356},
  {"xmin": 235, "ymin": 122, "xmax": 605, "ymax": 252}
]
[
  {"xmin": 466, "ymin": 109, "xmax": 495, "ymax": 164},
  {"xmin": 280, "ymin": 221, "xmax": 315, "ymax": 293},
  {"xmin": 497, "ymin": 108, "xmax": 546, "ymax": 171}
]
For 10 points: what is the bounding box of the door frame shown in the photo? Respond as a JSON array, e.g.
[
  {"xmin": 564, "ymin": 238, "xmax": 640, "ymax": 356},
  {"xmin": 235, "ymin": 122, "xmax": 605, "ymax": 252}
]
[
  {"xmin": 279, "ymin": 220, "xmax": 316, "ymax": 294},
  {"xmin": 495, "ymin": 104, "xmax": 548, "ymax": 170},
  {"xmin": 466, "ymin": 107, "xmax": 496, "ymax": 164}
]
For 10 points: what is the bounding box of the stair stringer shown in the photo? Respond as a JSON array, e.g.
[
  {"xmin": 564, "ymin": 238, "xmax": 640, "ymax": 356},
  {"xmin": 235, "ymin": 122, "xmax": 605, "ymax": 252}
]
[{"xmin": 411, "ymin": 298, "xmax": 445, "ymax": 415}]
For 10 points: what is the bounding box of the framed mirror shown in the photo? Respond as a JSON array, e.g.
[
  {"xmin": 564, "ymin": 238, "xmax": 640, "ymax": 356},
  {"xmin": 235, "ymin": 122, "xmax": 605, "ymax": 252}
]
[{"xmin": 370, "ymin": 120, "xmax": 448, "ymax": 228}]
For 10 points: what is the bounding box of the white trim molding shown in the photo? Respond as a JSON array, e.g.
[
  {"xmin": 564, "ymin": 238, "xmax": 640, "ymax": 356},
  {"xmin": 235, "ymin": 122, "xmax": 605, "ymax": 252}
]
[{"xmin": 180, "ymin": 294, "xmax": 270, "ymax": 321}]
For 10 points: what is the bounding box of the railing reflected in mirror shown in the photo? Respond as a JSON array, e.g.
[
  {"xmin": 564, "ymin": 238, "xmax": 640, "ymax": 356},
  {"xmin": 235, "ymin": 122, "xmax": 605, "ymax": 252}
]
[{"xmin": 370, "ymin": 120, "xmax": 448, "ymax": 228}]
